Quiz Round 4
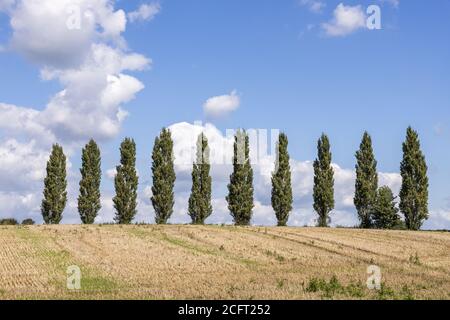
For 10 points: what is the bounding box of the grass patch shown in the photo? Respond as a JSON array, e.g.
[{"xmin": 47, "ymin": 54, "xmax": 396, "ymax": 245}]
[
  {"xmin": 81, "ymin": 274, "xmax": 118, "ymax": 292},
  {"xmin": 305, "ymin": 276, "xmax": 344, "ymax": 298},
  {"xmin": 264, "ymin": 250, "xmax": 286, "ymax": 262},
  {"xmin": 305, "ymin": 276, "xmax": 366, "ymax": 299},
  {"xmin": 376, "ymin": 283, "xmax": 416, "ymax": 300},
  {"xmin": 409, "ymin": 252, "xmax": 421, "ymax": 265},
  {"xmin": 305, "ymin": 276, "xmax": 417, "ymax": 300},
  {"xmin": 14, "ymin": 227, "xmax": 121, "ymax": 297},
  {"xmin": 276, "ymin": 279, "xmax": 286, "ymax": 289}
]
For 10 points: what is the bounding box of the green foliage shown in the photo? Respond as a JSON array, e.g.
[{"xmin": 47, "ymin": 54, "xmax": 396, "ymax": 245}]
[
  {"xmin": 41, "ymin": 144, "xmax": 67, "ymax": 224},
  {"xmin": 21, "ymin": 219, "xmax": 35, "ymax": 225},
  {"xmin": 305, "ymin": 275, "xmax": 365, "ymax": 299},
  {"xmin": 188, "ymin": 133, "xmax": 212, "ymax": 224},
  {"xmin": 271, "ymin": 133, "xmax": 293, "ymax": 226},
  {"xmin": 78, "ymin": 139, "xmax": 102, "ymax": 224},
  {"xmin": 372, "ymin": 186, "xmax": 401, "ymax": 229},
  {"xmin": 409, "ymin": 252, "xmax": 421, "ymax": 265},
  {"xmin": 306, "ymin": 276, "xmax": 341, "ymax": 297},
  {"xmin": 376, "ymin": 283, "xmax": 415, "ymax": 300},
  {"xmin": 151, "ymin": 128, "xmax": 176, "ymax": 224},
  {"xmin": 227, "ymin": 130, "xmax": 254, "ymax": 226},
  {"xmin": 313, "ymin": 134, "xmax": 335, "ymax": 227},
  {"xmin": 0, "ymin": 218, "xmax": 18, "ymax": 225},
  {"xmin": 276, "ymin": 279, "xmax": 285, "ymax": 289},
  {"xmin": 376, "ymin": 283, "xmax": 396, "ymax": 300},
  {"xmin": 354, "ymin": 132, "xmax": 378, "ymax": 228},
  {"xmin": 399, "ymin": 127, "xmax": 429, "ymax": 230},
  {"xmin": 113, "ymin": 138, "xmax": 138, "ymax": 224},
  {"xmin": 264, "ymin": 250, "xmax": 285, "ymax": 262}
]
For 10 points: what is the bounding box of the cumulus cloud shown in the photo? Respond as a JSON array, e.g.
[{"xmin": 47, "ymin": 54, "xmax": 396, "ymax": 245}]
[
  {"xmin": 423, "ymin": 210, "xmax": 450, "ymax": 230},
  {"xmin": 169, "ymin": 122, "xmax": 233, "ymax": 168},
  {"xmin": 203, "ymin": 90, "xmax": 240, "ymax": 118},
  {"xmin": 0, "ymin": 139, "xmax": 48, "ymax": 192},
  {"xmin": 322, "ymin": 3, "xmax": 367, "ymax": 37},
  {"xmin": 163, "ymin": 122, "xmax": 409, "ymax": 228},
  {"xmin": 0, "ymin": 191, "xmax": 41, "ymax": 223},
  {"xmin": 128, "ymin": 2, "xmax": 161, "ymax": 23},
  {"xmin": 106, "ymin": 168, "xmax": 117, "ymax": 180},
  {"xmin": 10, "ymin": 0, "xmax": 123, "ymax": 68},
  {"xmin": 1, "ymin": 110, "xmax": 447, "ymax": 229},
  {"xmin": 0, "ymin": 0, "xmax": 153, "ymax": 222},
  {"xmin": 0, "ymin": 0, "xmax": 15, "ymax": 12},
  {"xmin": 298, "ymin": 0, "xmax": 326, "ymax": 13},
  {"xmin": 1, "ymin": 1, "xmax": 151, "ymax": 144},
  {"xmin": 0, "ymin": 103, "xmax": 55, "ymax": 144}
]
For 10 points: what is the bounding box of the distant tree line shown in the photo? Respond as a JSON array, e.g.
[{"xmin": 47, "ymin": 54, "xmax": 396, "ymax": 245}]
[
  {"xmin": 38, "ymin": 127, "xmax": 429, "ymax": 231},
  {"xmin": 0, "ymin": 218, "xmax": 35, "ymax": 225}
]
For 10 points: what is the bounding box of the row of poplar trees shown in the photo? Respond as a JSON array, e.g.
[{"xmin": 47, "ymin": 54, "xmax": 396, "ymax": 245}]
[{"xmin": 40, "ymin": 126, "xmax": 429, "ymax": 230}]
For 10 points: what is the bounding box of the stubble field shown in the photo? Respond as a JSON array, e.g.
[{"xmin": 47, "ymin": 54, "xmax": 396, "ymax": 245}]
[{"xmin": 0, "ymin": 225, "xmax": 449, "ymax": 300}]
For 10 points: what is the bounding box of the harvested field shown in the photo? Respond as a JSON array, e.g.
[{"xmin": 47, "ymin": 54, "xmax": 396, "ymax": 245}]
[{"xmin": 0, "ymin": 225, "xmax": 449, "ymax": 300}]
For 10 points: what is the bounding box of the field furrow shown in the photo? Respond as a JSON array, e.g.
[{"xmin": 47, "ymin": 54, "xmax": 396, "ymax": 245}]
[{"xmin": 0, "ymin": 225, "xmax": 449, "ymax": 300}]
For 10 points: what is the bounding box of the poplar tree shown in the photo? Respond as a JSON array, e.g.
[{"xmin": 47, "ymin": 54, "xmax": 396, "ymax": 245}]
[
  {"xmin": 226, "ymin": 130, "xmax": 254, "ymax": 226},
  {"xmin": 41, "ymin": 144, "xmax": 67, "ymax": 224},
  {"xmin": 113, "ymin": 138, "xmax": 138, "ymax": 224},
  {"xmin": 372, "ymin": 186, "xmax": 401, "ymax": 229},
  {"xmin": 313, "ymin": 134, "xmax": 335, "ymax": 227},
  {"xmin": 399, "ymin": 127, "xmax": 429, "ymax": 230},
  {"xmin": 151, "ymin": 128, "xmax": 176, "ymax": 224},
  {"xmin": 271, "ymin": 132, "xmax": 293, "ymax": 226},
  {"xmin": 354, "ymin": 132, "xmax": 378, "ymax": 228},
  {"xmin": 78, "ymin": 139, "xmax": 102, "ymax": 224},
  {"xmin": 188, "ymin": 133, "xmax": 212, "ymax": 224}
]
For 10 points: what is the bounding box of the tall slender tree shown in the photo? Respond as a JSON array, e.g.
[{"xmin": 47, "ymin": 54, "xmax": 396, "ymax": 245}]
[
  {"xmin": 399, "ymin": 127, "xmax": 429, "ymax": 230},
  {"xmin": 354, "ymin": 132, "xmax": 378, "ymax": 228},
  {"xmin": 78, "ymin": 139, "xmax": 102, "ymax": 224},
  {"xmin": 226, "ymin": 130, "xmax": 254, "ymax": 226},
  {"xmin": 188, "ymin": 133, "xmax": 212, "ymax": 224},
  {"xmin": 271, "ymin": 132, "xmax": 293, "ymax": 226},
  {"xmin": 313, "ymin": 134, "xmax": 335, "ymax": 227},
  {"xmin": 151, "ymin": 128, "xmax": 176, "ymax": 224},
  {"xmin": 113, "ymin": 138, "xmax": 138, "ymax": 224},
  {"xmin": 41, "ymin": 144, "xmax": 67, "ymax": 224},
  {"xmin": 372, "ymin": 186, "xmax": 401, "ymax": 229}
]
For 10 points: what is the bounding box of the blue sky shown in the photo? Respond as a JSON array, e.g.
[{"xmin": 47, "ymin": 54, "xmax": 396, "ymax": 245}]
[{"xmin": 0, "ymin": 0, "xmax": 449, "ymax": 228}]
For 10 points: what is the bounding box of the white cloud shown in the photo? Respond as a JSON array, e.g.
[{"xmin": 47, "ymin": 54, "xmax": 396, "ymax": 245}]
[
  {"xmin": 423, "ymin": 210, "xmax": 450, "ymax": 230},
  {"xmin": 38, "ymin": 44, "xmax": 149, "ymax": 143},
  {"xmin": 1, "ymin": 52, "xmax": 148, "ymax": 145},
  {"xmin": 0, "ymin": 0, "xmax": 15, "ymax": 12},
  {"xmin": 0, "ymin": 139, "xmax": 48, "ymax": 192},
  {"xmin": 128, "ymin": 2, "xmax": 161, "ymax": 23},
  {"xmin": 379, "ymin": 172, "xmax": 402, "ymax": 195},
  {"xmin": 0, "ymin": 115, "xmax": 447, "ymax": 230},
  {"xmin": 0, "ymin": 192, "xmax": 41, "ymax": 223},
  {"xmin": 164, "ymin": 122, "xmax": 410, "ymax": 228},
  {"xmin": 0, "ymin": 103, "xmax": 55, "ymax": 144},
  {"xmin": 1, "ymin": 1, "xmax": 151, "ymax": 144},
  {"xmin": 11, "ymin": 0, "xmax": 93, "ymax": 68},
  {"xmin": 203, "ymin": 90, "xmax": 240, "ymax": 118},
  {"xmin": 322, "ymin": 3, "xmax": 367, "ymax": 37},
  {"xmin": 0, "ymin": 0, "xmax": 152, "ymax": 222},
  {"xmin": 298, "ymin": 0, "xmax": 326, "ymax": 13},
  {"xmin": 106, "ymin": 168, "xmax": 117, "ymax": 180},
  {"xmin": 169, "ymin": 121, "xmax": 234, "ymax": 169}
]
